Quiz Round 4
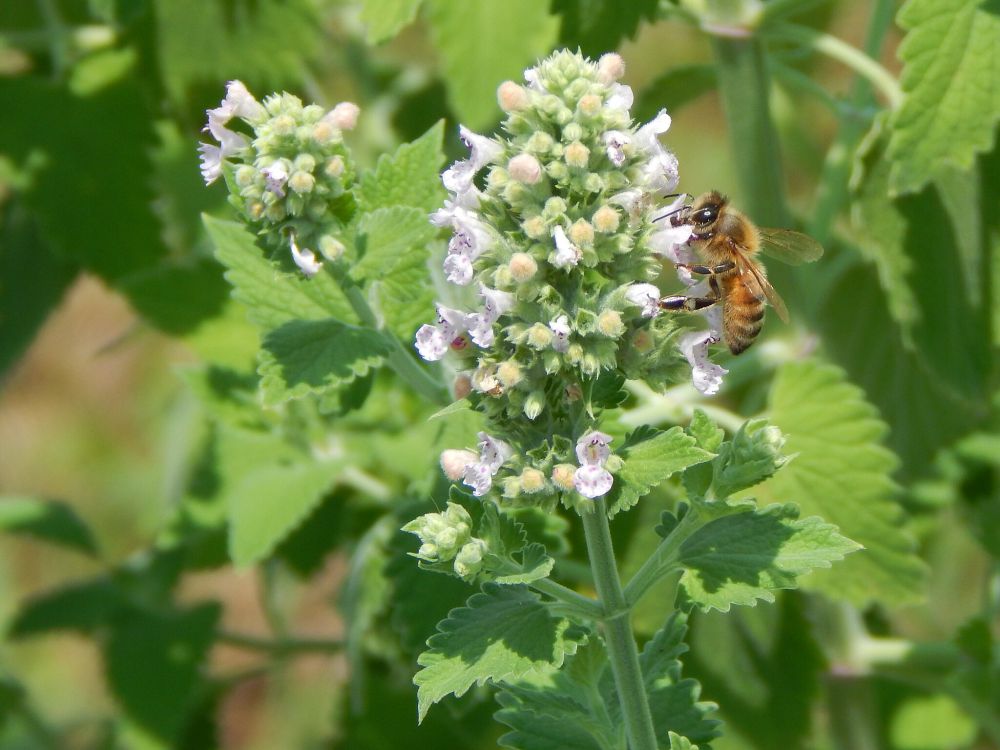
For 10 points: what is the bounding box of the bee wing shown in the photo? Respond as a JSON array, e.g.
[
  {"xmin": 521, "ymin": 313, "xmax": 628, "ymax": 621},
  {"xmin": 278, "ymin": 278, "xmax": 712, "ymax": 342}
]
[
  {"xmin": 759, "ymin": 228, "xmax": 824, "ymax": 265},
  {"xmin": 735, "ymin": 253, "xmax": 790, "ymax": 324}
]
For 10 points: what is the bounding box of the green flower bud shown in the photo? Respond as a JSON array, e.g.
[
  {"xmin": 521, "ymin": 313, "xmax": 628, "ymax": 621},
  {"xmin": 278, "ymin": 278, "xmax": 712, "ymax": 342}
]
[
  {"xmin": 523, "ymin": 390, "xmax": 545, "ymax": 420},
  {"xmin": 453, "ymin": 539, "xmax": 487, "ymax": 581}
]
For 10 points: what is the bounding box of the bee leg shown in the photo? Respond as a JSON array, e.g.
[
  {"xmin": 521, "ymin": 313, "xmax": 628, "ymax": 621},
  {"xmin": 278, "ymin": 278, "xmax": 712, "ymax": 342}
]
[
  {"xmin": 659, "ymin": 295, "xmax": 718, "ymax": 312},
  {"xmin": 675, "ymin": 261, "xmax": 736, "ymax": 275}
]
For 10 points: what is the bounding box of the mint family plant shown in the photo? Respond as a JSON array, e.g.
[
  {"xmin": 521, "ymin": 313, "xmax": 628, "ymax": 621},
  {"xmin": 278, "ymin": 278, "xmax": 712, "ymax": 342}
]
[{"xmin": 199, "ymin": 51, "xmax": 859, "ymax": 749}]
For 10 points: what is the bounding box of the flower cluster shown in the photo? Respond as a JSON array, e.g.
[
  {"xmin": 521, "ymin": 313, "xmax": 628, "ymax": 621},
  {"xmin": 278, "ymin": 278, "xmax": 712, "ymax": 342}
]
[
  {"xmin": 402, "ymin": 502, "xmax": 489, "ymax": 581},
  {"xmin": 199, "ymin": 81, "xmax": 359, "ymax": 276},
  {"xmin": 416, "ymin": 50, "xmax": 726, "ymax": 506}
]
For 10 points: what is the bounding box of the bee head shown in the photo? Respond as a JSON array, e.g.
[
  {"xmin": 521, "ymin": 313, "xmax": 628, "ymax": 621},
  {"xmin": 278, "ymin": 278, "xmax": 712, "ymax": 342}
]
[{"xmin": 690, "ymin": 191, "xmax": 727, "ymax": 226}]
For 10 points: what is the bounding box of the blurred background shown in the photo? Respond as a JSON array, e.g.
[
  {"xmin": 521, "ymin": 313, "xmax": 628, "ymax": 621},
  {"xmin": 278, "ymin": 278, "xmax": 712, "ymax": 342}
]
[{"xmin": 1, "ymin": 1, "xmax": 997, "ymax": 748}]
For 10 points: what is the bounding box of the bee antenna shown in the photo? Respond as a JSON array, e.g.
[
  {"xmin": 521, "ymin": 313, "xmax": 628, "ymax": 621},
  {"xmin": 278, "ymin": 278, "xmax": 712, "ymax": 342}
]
[{"xmin": 653, "ymin": 204, "xmax": 688, "ymax": 223}]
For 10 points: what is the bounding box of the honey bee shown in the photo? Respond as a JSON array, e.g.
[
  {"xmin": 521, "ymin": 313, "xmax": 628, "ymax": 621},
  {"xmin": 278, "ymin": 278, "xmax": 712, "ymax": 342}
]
[{"xmin": 658, "ymin": 191, "xmax": 823, "ymax": 354}]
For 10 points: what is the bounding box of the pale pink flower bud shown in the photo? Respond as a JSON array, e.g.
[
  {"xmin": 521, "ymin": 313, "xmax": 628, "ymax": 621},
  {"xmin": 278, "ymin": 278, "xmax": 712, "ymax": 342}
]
[
  {"xmin": 508, "ymin": 153, "xmax": 542, "ymax": 184},
  {"xmin": 440, "ymin": 449, "xmax": 479, "ymax": 481},
  {"xmin": 497, "ymin": 80, "xmax": 529, "ymax": 112}
]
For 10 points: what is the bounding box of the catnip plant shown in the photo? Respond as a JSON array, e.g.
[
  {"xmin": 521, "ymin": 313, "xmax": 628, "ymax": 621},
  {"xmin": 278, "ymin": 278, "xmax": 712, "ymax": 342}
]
[{"xmin": 199, "ymin": 50, "xmax": 858, "ymax": 749}]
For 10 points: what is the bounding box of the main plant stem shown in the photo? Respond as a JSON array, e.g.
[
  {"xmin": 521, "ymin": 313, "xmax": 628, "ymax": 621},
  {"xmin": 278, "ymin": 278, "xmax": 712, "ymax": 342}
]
[{"xmin": 582, "ymin": 499, "xmax": 658, "ymax": 750}]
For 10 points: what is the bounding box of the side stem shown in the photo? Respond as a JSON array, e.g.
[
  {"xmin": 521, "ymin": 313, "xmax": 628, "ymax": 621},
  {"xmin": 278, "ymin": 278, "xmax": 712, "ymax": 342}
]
[{"xmin": 581, "ymin": 499, "xmax": 658, "ymax": 750}]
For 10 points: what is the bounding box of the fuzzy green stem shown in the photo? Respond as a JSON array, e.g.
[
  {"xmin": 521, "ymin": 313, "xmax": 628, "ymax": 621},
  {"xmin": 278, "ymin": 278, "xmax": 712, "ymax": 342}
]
[
  {"xmin": 767, "ymin": 24, "xmax": 903, "ymax": 110},
  {"xmin": 826, "ymin": 673, "xmax": 879, "ymax": 750},
  {"xmin": 331, "ymin": 266, "xmax": 449, "ymax": 406},
  {"xmin": 581, "ymin": 499, "xmax": 658, "ymax": 750},
  {"xmin": 710, "ymin": 35, "xmax": 789, "ymax": 226},
  {"xmin": 623, "ymin": 505, "xmax": 709, "ymax": 608}
]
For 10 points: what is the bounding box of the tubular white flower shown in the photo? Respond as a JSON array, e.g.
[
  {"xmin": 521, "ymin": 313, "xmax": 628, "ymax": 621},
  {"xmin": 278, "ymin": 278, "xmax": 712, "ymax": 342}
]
[
  {"xmin": 605, "ymin": 83, "xmax": 634, "ymax": 112},
  {"xmin": 215, "ymin": 80, "xmax": 266, "ymax": 122},
  {"xmin": 477, "ymin": 431, "xmax": 513, "ymax": 471},
  {"xmin": 261, "ymin": 160, "xmax": 290, "ymax": 197},
  {"xmin": 443, "ymin": 252, "xmax": 475, "ymax": 286},
  {"xmin": 626, "ymin": 283, "xmax": 662, "ymax": 318},
  {"xmin": 552, "ymin": 225, "xmax": 581, "ymax": 269},
  {"xmin": 415, "ymin": 305, "xmax": 470, "ymax": 361},
  {"xmin": 574, "ymin": 464, "xmax": 614, "ymax": 498},
  {"xmin": 197, "ymin": 143, "xmax": 224, "ymax": 184},
  {"xmin": 462, "ymin": 462, "xmax": 494, "ymax": 497},
  {"xmin": 289, "ymin": 234, "xmax": 322, "ymax": 277},
  {"xmin": 679, "ymin": 329, "xmax": 728, "ymax": 396}
]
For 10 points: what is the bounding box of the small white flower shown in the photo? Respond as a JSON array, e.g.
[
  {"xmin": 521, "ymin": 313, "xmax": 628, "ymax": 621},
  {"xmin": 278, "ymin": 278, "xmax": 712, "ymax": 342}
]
[
  {"xmin": 576, "ymin": 431, "xmax": 613, "ymax": 466},
  {"xmin": 678, "ymin": 329, "xmax": 728, "ymax": 396},
  {"xmin": 634, "ymin": 109, "xmax": 672, "ymax": 152},
  {"xmin": 459, "ymin": 126, "xmax": 503, "ymax": 170},
  {"xmin": 415, "ymin": 305, "xmax": 470, "ymax": 361},
  {"xmin": 214, "ymin": 80, "xmax": 266, "ymax": 122},
  {"xmin": 549, "ymin": 314, "xmax": 571, "ymax": 352},
  {"xmin": 442, "ymin": 160, "xmax": 477, "ymax": 194},
  {"xmin": 197, "ymin": 143, "xmax": 225, "ymax": 184},
  {"xmin": 430, "ymin": 187, "xmax": 482, "ymax": 226},
  {"xmin": 523, "ymin": 66, "xmax": 544, "ymax": 91},
  {"xmin": 261, "ymin": 160, "xmax": 290, "ymax": 197},
  {"xmin": 574, "ymin": 464, "xmax": 614, "ymax": 498},
  {"xmin": 466, "ymin": 312, "xmax": 495, "ymax": 348},
  {"xmin": 626, "ymin": 283, "xmax": 662, "ymax": 318},
  {"xmin": 462, "ymin": 462, "xmax": 494, "ymax": 497},
  {"xmin": 477, "ymin": 431, "xmax": 513, "ymax": 471},
  {"xmin": 198, "ymin": 118, "xmax": 248, "ymax": 185},
  {"xmin": 447, "ymin": 208, "xmax": 494, "ymax": 259},
  {"xmin": 289, "ymin": 234, "xmax": 322, "ymax": 277},
  {"xmin": 480, "ymin": 285, "xmax": 515, "ymax": 319},
  {"xmin": 443, "ymin": 252, "xmax": 474, "ymax": 286},
  {"xmin": 603, "ymin": 130, "xmax": 629, "ymax": 167},
  {"xmin": 552, "ymin": 226, "xmax": 581, "ymax": 269},
  {"xmin": 605, "ymin": 83, "xmax": 634, "ymax": 112},
  {"xmin": 648, "ymin": 224, "xmax": 695, "ymax": 264}
]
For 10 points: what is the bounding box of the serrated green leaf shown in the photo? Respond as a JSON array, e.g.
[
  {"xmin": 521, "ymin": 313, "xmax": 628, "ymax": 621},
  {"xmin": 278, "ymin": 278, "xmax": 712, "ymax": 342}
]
[
  {"xmin": 0, "ymin": 497, "xmax": 98, "ymax": 556},
  {"xmin": 425, "ymin": 0, "xmax": 560, "ymax": 129},
  {"xmin": 204, "ymin": 215, "xmax": 358, "ymax": 329},
  {"xmin": 104, "ymin": 603, "xmax": 220, "ymax": 743},
  {"xmin": 678, "ymin": 503, "xmax": 859, "ymax": 612},
  {"xmin": 496, "ymin": 639, "xmax": 618, "ymax": 750},
  {"xmin": 379, "ymin": 239, "xmax": 436, "ymax": 340},
  {"xmin": 888, "ymin": 0, "xmax": 1000, "ymax": 194},
  {"xmin": 355, "ymin": 121, "xmax": 446, "ymax": 213},
  {"xmin": 607, "ymin": 427, "xmax": 715, "ymax": 517},
  {"xmin": 756, "ymin": 360, "xmax": 928, "ymax": 605},
  {"xmin": 257, "ymin": 319, "xmax": 391, "ymax": 405},
  {"xmin": 361, "ymin": 0, "xmax": 424, "ymax": 43},
  {"xmin": 686, "ymin": 410, "xmax": 725, "ymax": 453},
  {"xmin": 494, "ymin": 543, "xmax": 555, "ymax": 585},
  {"xmin": 552, "ymin": 0, "xmax": 658, "ymax": 56},
  {"xmin": 641, "ymin": 614, "xmax": 720, "ymax": 746},
  {"xmin": 351, "ymin": 205, "xmax": 436, "ymax": 282},
  {"xmin": 415, "ymin": 583, "xmax": 584, "ymax": 722},
  {"xmin": 7, "ymin": 578, "xmax": 124, "ymax": 637}
]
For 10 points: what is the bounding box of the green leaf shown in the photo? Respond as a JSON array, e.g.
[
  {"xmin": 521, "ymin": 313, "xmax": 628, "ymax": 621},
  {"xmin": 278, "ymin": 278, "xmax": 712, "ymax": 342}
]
[
  {"xmin": 678, "ymin": 503, "xmax": 859, "ymax": 612},
  {"xmin": 414, "ymin": 583, "xmax": 585, "ymax": 722},
  {"xmin": 607, "ymin": 427, "xmax": 715, "ymax": 517},
  {"xmin": 888, "ymin": 0, "xmax": 1000, "ymax": 194},
  {"xmin": 425, "ymin": 0, "xmax": 560, "ymax": 129},
  {"xmin": 640, "ymin": 614, "xmax": 721, "ymax": 745},
  {"xmin": 379, "ymin": 239, "xmax": 436, "ymax": 340},
  {"xmin": 0, "ymin": 497, "xmax": 98, "ymax": 556},
  {"xmin": 154, "ymin": 0, "xmax": 322, "ymax": 103},
  {"xmin": 355, "ymin": 121, "xmax": 446, "ymax": 213},
  {"xmin": 496, "ymin": 639, "xmax": 619, "ymax": 750},
  {"xmin": 257, "ymin": 319, "xmax": 391, "ymax": 405},
  {"xmin": 552, "ymin": 0, "xmax": 658, "ymax": 56},
  {"xmin": 685, "ymin": 593, "xmax": 825, "ymax": 750},
  {"xmin": 756, "ymin": 360, "xmax": 928, "ymax": 605},
  {"xmin": 494, "ymin": 543, "xmax": 555, "ymax": 585},
  {"xmin": 204, "ymin": 215, "xmax": 358, "ymax": 329},
  {"xmin": 711, "ymin": 419, "xmax": 789, "ymax": 499},
  {"xmin": 0, "ymin": 203, "xmax": 77, "ymax": 376},
  {"xmin": 361, "ymin": 0, "xmax": 424, "ymax": 43},
  {"xmin": 215, "ymin": 426, "xmax": 343, "ymax": 566},
  {"xmin": 7, "ymin": 578, "xmax": 125, "ymax": 637},
  {"xmin": 891, "ymin": 694, "xmax": 978, "ymax": 750},
  {"xmin": 351, "ymin": 206, "xmax": 436, "ymax": 282},
  {"xmin": 104, "ymin": 603, "xmax": 220, "ymax": 743}
]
